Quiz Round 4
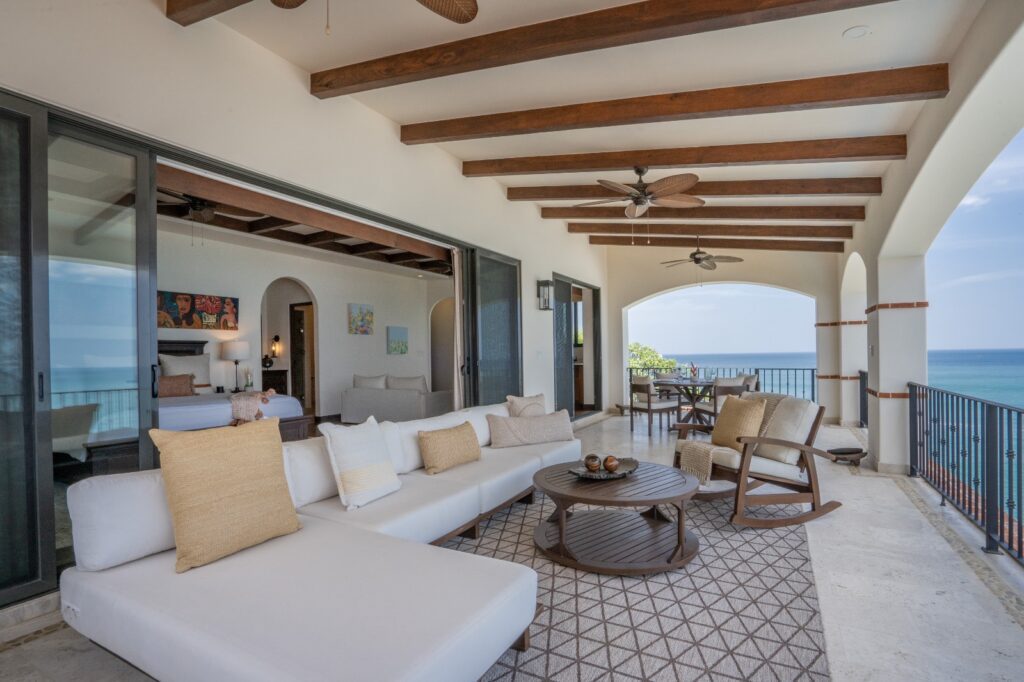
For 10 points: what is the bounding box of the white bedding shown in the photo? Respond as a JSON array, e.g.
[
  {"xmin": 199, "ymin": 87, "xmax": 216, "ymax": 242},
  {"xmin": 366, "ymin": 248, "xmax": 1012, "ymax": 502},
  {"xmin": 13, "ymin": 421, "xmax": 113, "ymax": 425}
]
[{"xmin": 158, "ymin": 393, "xmax": 304, "ymax": 431}]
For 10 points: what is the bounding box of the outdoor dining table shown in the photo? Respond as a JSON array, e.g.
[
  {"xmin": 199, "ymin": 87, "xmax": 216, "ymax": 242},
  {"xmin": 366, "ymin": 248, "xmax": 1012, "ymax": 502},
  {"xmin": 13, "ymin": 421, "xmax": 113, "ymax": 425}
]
[{"xmin": 652, "ymin": 377, "xmax": 715, "ymax": 425}]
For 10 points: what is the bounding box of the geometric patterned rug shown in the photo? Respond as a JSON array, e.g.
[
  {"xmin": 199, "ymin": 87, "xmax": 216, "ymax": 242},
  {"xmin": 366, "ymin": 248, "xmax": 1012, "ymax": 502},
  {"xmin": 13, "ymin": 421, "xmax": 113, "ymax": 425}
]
[{"xmin": 446, "ymin": 493, "xmax": 830, "ymax": 681}]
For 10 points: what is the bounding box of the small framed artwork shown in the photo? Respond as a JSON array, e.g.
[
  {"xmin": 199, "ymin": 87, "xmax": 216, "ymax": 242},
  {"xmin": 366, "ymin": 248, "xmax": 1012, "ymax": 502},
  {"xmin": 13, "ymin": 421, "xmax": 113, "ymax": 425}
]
[
  {"xmin": 387, "ymin": 326, "xmax": 408, "ymax": 355},
  {"xmin": 348, "ymin": 303, "xmax": 374, "ymax": 335}
]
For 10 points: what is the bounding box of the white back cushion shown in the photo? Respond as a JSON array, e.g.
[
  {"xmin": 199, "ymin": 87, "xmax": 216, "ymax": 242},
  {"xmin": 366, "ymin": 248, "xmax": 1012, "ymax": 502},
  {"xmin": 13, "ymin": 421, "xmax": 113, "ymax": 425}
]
[
  {"xmin": 158, "ymin": 353, "xmax": 213, "ymax": 394},
  {"xmin": 353, "ymin": 374, "xmax": 386, "ymax": 389},
  {"xmin": 388, "ymin": 412, "xmax": 470, "ymax": 473},
  {"xmin": 742, "ymin": 393, "xmax": 820, "ymax": 465},
  {"xmin": 386, "ymin": 375, "xmax": 428, "ymax": 393},
  {"xmin": 282, "ymin": 436, "xmax": 337, "ymax": 508},
  {"xmin": 456, "ymin": 403, "xmax": 511, "ymax": 446},
  {"xmin": 66, "ymin": 469, "xmax": 175, "ymax": 571}
]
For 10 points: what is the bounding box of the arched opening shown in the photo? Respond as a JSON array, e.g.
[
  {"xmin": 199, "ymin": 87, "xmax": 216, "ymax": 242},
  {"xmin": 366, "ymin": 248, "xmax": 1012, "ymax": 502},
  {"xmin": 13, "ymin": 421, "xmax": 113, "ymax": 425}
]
[
  {"xmin": 261, "ymin": 277, "xmax": 317, "ymax": 414},
  {"xmin": 625, "ymin": 282, "xmax": 816, "ymax": 400},
  {"xmin": 430, "ymin": 297, "xmax": 455, "ymax": 392},
  {"xmin": 840, "ymin": 253, "xmax": 868, "ymax": 425}
]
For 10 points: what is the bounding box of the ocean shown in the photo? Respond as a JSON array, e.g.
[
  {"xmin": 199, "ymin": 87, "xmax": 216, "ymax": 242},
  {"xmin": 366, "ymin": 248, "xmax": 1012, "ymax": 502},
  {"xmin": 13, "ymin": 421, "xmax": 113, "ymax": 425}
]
[{"xmin": 664, "ymin": 349, "xmax": 1024, "ymax": 409}]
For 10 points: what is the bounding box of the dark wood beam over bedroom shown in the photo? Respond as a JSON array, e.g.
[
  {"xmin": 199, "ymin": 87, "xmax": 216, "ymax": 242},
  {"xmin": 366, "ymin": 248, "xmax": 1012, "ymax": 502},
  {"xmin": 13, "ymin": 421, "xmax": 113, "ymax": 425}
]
[
  {"xmin": 589, "ymin": 235, "xmax": 846, "ymax": 252},
  {"xmin": 463, "ymin": 136, "xmax": 906, "ymax": 176},
  {"xmin": 310, "ymin": 0, "xmax": 894, "ymax": 98},
  {"xmin": 544, "ymin": 205, "xmax": 866, "ymax": 221},
  {"xmin": 507, "ymin": 178, "xmax": 882, "ymax": 201},
  {"xmin": 402, "ymin": 65, "xmax": 947, "ymax": 144},
  {"xmin": 568, "ymin": 223, "xmax": 854, "ymax": 239},
  {"xmin": 165, "ymin": 0, "xmax": 252, "ymax": 26}
]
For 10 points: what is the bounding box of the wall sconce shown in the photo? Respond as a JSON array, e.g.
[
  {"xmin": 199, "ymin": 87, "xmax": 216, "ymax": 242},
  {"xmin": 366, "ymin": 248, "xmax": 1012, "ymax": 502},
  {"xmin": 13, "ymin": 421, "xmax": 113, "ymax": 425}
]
[
  {"xmin": 270, "ymin": 335, "xmax": 281, "ymax": 358},
  {"xmin": 537, "ymin": 280, "xmax": 554, "ymax": 311}
]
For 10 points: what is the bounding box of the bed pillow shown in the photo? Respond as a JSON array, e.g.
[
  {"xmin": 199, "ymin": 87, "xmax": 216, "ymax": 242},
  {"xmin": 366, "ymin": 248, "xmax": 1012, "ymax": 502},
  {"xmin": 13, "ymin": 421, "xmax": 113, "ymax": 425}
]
[
  {"xmin": 158, "ymin": 374, "xmax": 195, "ymax": 398},
  {"xmin": 318, "ymin": 417, "xmax": 401, "ymax": 510},
  {"xmin": 159, "ymin": 353, "xmax": 213, "ymax": 395},
  {"xmin": 418, "ymin": 422, "xmax": 481, "ymax": 474},
  {"xmin": 487, "ymin": 410, "xmax": 574, "ymax": 448},
  {"xmin": 148, "ymin": 418, "xmax": 300, "ymax": 573},
  {"xmin": 386, "ymin": 375, "xmax": 428, "ymax": 393},
  {"xmin": 506, "ymin": 394, "xmax": 546, "ymax": 417},
  {"xmin": 353, "ymin": 374, "xmax": 386, "ymax": 389}
]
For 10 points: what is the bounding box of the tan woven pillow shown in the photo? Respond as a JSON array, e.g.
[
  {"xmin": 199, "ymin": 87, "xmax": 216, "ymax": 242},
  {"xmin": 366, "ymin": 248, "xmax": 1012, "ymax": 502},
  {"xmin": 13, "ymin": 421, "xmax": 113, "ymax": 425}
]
[
  {"xmin": 418, "ymin": 421, "xmax": 481, "ymax": 475},
  {"xmin": 158, "ymin": 374, "xmax": 194, "ymax": 398},
  {"xmin": 487, "ymin": 410, "xmax": 574, "ymax": 448},
  {"xmin": 149, "ymin": 418, "xmax": 300, "ymax": 572},
  {"xmin": 711, "ymin": 396, "xmax": 767, "ymax": 451},
  {"xmin": 506, "ymin": 394, "xmax": 546, "ymax": 417}
]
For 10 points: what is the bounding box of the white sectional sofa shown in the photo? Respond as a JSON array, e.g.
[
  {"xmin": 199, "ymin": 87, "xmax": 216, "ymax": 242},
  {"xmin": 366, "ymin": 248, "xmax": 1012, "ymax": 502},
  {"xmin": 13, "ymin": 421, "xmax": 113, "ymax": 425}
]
[{"xmin": 60, "ymin": 403, "xmax": 582, "ymax": 682}]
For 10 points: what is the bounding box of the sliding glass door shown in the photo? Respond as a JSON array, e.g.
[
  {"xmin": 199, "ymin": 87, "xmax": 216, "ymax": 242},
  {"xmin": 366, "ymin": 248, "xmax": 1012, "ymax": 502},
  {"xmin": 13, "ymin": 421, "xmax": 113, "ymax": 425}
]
[
  {"xmin": 552, "ymin": 277, "xmax": 575, "ymax": 417},
  {"xmin": 465, "ymin": 250, "xmax": 522, "ymax": 406},
  {"xmin": 0, "ymin": 94, "xmax": 54, "ymax": 606}
]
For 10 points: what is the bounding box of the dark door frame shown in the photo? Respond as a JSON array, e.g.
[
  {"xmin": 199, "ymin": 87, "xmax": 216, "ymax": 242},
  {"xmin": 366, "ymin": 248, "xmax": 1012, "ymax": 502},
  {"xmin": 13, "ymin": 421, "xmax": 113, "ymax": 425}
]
[
  {"xmin": 288, "ymin": 301, "xmax": 314, "ymax": 411},
  {"xmin": 552, "ymin": 272, "xmax": 603, "ymax": 418}
]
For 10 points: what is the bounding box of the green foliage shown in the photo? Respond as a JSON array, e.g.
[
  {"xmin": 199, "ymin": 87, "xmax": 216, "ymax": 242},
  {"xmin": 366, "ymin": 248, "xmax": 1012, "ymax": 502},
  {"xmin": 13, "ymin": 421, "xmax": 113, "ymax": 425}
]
[{"xmin": 628, "ymin": 342, "xmax": 677, "ymax": 370}]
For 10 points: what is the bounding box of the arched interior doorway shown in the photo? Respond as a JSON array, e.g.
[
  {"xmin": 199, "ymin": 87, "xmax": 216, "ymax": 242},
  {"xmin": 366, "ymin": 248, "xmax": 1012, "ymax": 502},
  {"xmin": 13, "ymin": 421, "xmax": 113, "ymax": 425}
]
[
  {"xmin": 261, "ymin": 277, "xmax": 317, "ymax": 414},
  {"xmin": 430, "ymin": 297, "xmax": 455, "ymax": 392},
  {"xmin": 840, "ymin": 254, "xmax": 868, "ymax": 426}
]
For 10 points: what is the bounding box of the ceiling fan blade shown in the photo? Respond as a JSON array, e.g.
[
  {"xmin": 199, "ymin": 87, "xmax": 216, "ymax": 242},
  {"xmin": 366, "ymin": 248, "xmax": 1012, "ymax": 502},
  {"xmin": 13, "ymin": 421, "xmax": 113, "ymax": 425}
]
[
  {"xmin": 625, "ymin": 202, "xmax": 649, "ymax": 219},
  {"xmin": 709, "ymin": 255, "xmax": 744, "ymax": 263},
  {"xmin": 597, "ymin": 179, "xmax": 638, "ymax": 196},
  {"xmin": 660, "ymin": 258, "xmax": 694, "ymax": 265},
  {"xmin": 573, "ymin": 198, "xmax": 626, "ymax": 207},
  {"xmin": 647, "ymin": 173, "xmax": 699, "ymax": 198},
  {"xmin": 664, "ymin": 261, "xmax": 688, "ymax": 268},
  {"xmin": 698, "ymin": 260, "xmax": 717, "ymax": 271},
  {"xmin": 270, "ymin": 0, "xmax": 308, "ymax": 7},
  {"xmin": 416, "ymin": 0, "xmax": 478, "ymax": 23},
  {"xmin": 651, "ymin": 194, "xmax": 706, "ymax": 209}
]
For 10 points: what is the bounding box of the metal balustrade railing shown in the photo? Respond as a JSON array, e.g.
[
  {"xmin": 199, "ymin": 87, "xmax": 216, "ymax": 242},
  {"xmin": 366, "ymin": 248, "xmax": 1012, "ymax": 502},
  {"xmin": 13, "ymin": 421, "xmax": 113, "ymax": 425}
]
[
  {"xmin": 628, "ymin": 367, "xmax": 817, "ymax": 401},
  {"xmin": 909, "ymin": 382, "xmax": 1023, "ymax": 565}
]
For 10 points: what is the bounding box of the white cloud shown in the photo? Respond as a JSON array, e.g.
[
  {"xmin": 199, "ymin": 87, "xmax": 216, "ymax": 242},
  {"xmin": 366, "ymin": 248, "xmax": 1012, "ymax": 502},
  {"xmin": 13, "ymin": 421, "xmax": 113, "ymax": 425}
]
[
  {"xmin": 958, "ymin": 193, "xmax": 990, "ymax": 209},
  {"xmin": 931, "ymin": 269, "xmax": 1024, "ymax": 292}
]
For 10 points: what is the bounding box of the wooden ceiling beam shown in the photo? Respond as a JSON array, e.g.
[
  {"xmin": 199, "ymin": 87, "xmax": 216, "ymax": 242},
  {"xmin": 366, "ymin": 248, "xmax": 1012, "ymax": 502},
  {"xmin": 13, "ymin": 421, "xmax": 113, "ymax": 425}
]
[
  {"xmin": 590, "ymin": 235, "xmax": 844, "ymax": 252},
  {"xmin": 465, "ymin": 136, "xmax": 905, "ymax": 176},
  {"xmin": 247, "ymin": 217, "xmax": 299, "ymax": 234},
  {"xmin": 303, "ymin": 231, "xmax": 344, "ymax": 246},
  {"xmin": 166, "ymin": 0, "xmax": 252, "ymax": 26},
  {"xmin": 348, "ymin": 242, "xmax": 391, "ymax": 255},
  {"xmin": 387, "ymin": 251, "xmax": 430, "ymax": 264},
  {"xmin": 311, "ymin": 0, "xmax": 892, "ymax": 98},
  {"xmin": 404, "ymin": 65, "xmax": 946, "ymax": 144},
  {"xmin": 544, "ymin": 205, "xmax": 865, "ymax": 220},
  {"xmin": 156, "ymin": 164, "xmax": 449, "ymax": 262},
  {"xmin": 507, "ymin": 177, "xmax": 882, "ymax": 200},
  {"xmin": 568, "ymin": 222, "xmax": 853, "ymax": 239}
]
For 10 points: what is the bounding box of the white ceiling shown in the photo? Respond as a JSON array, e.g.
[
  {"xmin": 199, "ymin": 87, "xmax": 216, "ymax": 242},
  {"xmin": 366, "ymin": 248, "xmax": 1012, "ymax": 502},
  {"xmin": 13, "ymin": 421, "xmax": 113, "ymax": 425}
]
[{"xmin": 216, "ymin": 0, "xmax": 985, "ymax": 222}]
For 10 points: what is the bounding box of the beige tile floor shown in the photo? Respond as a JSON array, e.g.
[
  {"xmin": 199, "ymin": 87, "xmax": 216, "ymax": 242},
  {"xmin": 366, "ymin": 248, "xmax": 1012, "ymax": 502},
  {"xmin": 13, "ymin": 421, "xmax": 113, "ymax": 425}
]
[{"xmin": 3, "ymin": 417, "xmax": 1024, "ymax": 681}]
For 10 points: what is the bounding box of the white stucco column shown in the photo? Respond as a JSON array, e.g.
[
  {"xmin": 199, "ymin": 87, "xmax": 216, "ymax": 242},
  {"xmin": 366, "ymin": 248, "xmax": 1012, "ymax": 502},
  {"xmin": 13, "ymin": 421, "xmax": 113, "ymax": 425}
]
[{"xmin": 867, "ymin": 255, "xmax": 928, "ymax": 474}]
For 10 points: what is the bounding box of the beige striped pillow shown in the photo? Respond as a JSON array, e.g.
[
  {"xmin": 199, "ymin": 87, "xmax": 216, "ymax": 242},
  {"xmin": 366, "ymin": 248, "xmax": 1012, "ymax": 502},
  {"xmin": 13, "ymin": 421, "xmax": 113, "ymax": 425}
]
[{"xmin": 318, "ymin": 417, "xmax": 400, "ymax": 510}]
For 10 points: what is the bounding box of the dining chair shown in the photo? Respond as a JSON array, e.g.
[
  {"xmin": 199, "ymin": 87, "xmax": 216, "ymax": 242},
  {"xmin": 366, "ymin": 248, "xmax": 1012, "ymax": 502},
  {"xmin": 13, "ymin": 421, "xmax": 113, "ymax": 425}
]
[{"xmin": 630, "ymin": 378, "xmax": 678, "ymax": 436}]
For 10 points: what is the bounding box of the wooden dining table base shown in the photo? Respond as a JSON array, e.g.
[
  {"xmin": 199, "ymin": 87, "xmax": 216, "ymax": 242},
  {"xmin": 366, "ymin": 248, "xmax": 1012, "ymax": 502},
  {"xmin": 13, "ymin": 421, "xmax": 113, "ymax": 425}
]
[{"xmin": 533, "ymin": 503, "xmax": 700, "ymax": 576}]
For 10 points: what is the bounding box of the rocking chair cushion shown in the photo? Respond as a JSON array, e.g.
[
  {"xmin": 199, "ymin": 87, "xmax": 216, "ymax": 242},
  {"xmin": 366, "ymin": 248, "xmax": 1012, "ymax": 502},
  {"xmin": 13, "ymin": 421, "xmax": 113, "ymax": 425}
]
[
  {"xmin": 741, "ymin": 392, "xmax": 820, "ymax": 465},
  {"xmin": 675, "ymin": 439, "xmax": 739, "ymax": 484},
  {"xmin": 711, "ymin": 449, "xmax": 808, "ymax": 485}
]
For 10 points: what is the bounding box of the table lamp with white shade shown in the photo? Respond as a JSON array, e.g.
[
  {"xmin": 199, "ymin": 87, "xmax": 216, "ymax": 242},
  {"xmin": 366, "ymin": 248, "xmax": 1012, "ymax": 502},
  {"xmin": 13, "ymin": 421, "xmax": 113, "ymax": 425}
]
[{"xmin": 221, "ymin": 340, "xmax": 250, "ymax": 393}]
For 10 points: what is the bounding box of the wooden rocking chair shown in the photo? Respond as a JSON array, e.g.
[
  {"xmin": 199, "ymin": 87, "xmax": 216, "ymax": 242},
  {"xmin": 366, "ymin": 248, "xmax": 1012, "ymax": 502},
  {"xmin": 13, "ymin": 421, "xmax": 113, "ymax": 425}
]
[{"xmin": 673, "ymin": 394, "xmax": 841, "ymax": 528}]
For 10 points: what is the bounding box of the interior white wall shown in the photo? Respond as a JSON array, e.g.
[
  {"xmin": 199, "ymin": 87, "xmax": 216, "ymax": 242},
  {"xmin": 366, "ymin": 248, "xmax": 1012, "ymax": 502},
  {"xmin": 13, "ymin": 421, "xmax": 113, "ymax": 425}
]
[
  {"xmin": 0, "ymin": 0, "xmax": 609, "ymax": 412},
  {"xmin": 156, "ymin": 219, "xmax": 433, "ymax": 416}
]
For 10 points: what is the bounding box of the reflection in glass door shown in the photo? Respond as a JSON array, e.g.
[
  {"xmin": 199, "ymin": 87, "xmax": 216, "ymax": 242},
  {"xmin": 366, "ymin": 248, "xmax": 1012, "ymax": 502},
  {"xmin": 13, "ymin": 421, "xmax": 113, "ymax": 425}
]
[
  {"xmin": 0, "ymin": 95, "xmax": 53, "ymax": 606},
  {"xmin": 469, "ymin": 251, "xmax": 522, "ymax": 405},
  {"xmin": 47, "ymin": 131, "xmax": 154, "ymax": 572}
]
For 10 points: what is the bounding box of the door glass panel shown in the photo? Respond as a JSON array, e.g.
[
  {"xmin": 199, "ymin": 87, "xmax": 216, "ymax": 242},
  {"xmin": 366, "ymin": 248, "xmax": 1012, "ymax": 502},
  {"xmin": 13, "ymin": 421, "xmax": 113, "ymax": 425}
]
[
  {"xmin": 48, "ymin": 134, "xmax": 140, "ymax": 571},
  {"xmin": 475, "ymin": 254, "xmax": 521, "ymax": 405},
  {"xmin": 0, "ymin": 112, "xmax": 37, "ymax": 591}
]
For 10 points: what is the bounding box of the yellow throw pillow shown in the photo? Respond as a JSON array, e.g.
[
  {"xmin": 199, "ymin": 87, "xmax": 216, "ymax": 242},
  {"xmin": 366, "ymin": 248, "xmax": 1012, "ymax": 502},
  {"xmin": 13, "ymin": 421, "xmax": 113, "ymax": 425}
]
[
  {"xmin": 418, "ymin": 421, "xmax": 481, "ymax": 475},
  {"xmin": 149, "ymin": 418, "xmax": 300, "ymax": 573},
  {"xmin": 711, "ymin": 396, "xmax": 767, "ymax": 451}
]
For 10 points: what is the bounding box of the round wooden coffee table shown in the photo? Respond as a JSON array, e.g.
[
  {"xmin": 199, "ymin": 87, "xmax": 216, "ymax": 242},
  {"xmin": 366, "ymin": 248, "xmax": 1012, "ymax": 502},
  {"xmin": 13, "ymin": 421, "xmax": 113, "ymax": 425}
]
[{"xmin": 532, "ymin": 461, "xmax": 700, "ymax": 576}]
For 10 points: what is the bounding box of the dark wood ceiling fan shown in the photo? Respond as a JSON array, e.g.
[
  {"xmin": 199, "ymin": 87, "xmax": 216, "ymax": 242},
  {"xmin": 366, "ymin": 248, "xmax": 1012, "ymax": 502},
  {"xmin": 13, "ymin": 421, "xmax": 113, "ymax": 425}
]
[
  {"xmin": 574, "ymin": 167, "xmax": 706, "ymax": 219},
  {"xmin": 270, "ymin": 0, "xmax": 479, "ymax": 24}
]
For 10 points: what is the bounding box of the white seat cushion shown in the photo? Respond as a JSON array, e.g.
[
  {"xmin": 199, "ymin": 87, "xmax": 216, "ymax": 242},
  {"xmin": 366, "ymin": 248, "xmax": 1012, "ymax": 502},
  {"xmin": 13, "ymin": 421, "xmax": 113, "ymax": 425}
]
[
  {"xmin": 508, "ymin": 439, "xmax": 582, "ymax": 467},
  {"xmin": 439, "ymin": 448, "xmax": 540, "ymax": 512},
  {"xmin": 60, "ymin": 516, "xmax": 536, "ymax": 682},
  {"xmin": 632, "ymin": 397, "xmax": 677, "ymax": 409},
  {"xmin": 298, "ymin": 470, "xmax": 479, "ymax": 544},
  {"xmin": 711, "ymin": 448, "xmax": 808, "ymax": 484}
]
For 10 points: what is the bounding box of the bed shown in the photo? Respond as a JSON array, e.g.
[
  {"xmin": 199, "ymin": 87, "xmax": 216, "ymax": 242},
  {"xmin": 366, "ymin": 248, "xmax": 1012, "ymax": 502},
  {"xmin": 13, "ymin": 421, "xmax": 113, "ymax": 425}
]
[{"xmin": 157, "ymin": 340, "xmax": 314, "ymax": 442}]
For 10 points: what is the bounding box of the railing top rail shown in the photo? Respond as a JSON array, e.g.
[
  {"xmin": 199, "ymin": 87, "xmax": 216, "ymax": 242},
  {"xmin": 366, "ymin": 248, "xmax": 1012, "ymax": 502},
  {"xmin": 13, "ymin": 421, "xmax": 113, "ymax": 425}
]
[{"xmin": 909, "ymin": 381, "xmax": 1024, "ymax": 413}]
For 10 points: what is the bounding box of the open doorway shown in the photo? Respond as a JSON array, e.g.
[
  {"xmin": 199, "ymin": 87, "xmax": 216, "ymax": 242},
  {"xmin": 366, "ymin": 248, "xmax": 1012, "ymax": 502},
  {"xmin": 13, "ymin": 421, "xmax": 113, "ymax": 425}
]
[
  {"xmin": 431, "ymin": 297, "xmax": 456, "ymax": 392},
  {"xmin": 261, "ymin": 278, "xmax": 317, "ymax": 415},
  {"xmin": 553, "ymin": 274, "xmax": 601, "ymax": 419}
]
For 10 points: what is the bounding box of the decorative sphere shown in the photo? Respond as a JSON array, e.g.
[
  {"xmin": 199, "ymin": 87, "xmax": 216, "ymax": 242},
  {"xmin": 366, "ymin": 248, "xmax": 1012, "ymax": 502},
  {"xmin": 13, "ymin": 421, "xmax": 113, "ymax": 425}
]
[
  {"xmin": 603, "ymin": 456, "xmax": 620, "ymax": 473},
  {"xmin": 584, "ymin": 454, "xmax": 601, "ymax": 472}
]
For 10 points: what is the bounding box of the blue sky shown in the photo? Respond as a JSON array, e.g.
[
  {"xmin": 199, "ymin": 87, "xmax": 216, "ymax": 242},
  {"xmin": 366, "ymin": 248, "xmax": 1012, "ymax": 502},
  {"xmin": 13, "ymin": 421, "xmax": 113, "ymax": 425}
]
[{"xmin": 629, "ymin": 129, "xmax": 1024, "ymax": 355}]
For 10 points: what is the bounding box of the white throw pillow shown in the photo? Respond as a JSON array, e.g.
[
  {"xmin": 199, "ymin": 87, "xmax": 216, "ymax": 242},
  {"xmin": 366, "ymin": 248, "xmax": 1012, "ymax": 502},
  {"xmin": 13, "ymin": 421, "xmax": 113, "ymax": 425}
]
[
  {"xmin": 507, "ymin": 394, "xmax": 546, "ymax": 417},
  {"xmin": 353, "ymin": 374, "xmax": 386, "ymax": 389},
  {"xmin": 318, "ymin": 418, "xmax": 401, "ymax": 510},
  {"xmin": 159, "ymin": 353, "xmax": 213, "ymax": 394},
  {"xmin": 386, "ymin": 375, "xmax": 428, "ymax": 393}
]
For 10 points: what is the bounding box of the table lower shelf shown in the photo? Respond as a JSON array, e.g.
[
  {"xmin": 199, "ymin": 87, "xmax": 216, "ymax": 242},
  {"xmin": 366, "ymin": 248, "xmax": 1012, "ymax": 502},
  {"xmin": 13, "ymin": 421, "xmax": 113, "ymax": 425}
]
[{"xmin": 534, "ymin": 508, "xmax": 699, "ymax": 576}]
